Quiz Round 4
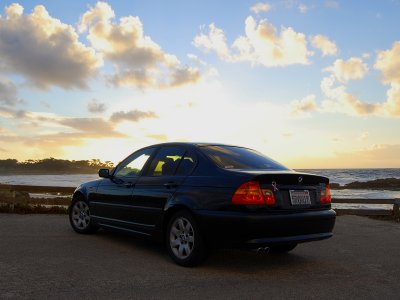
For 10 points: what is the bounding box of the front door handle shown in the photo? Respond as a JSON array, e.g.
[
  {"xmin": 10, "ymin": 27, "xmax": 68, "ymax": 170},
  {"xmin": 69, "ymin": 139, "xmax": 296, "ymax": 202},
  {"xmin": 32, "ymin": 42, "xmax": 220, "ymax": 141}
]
[
  {"xmin": 163, "ymin": 181, "xmax": 178, "ymax": 188},
  {"xmin": 123, "ymin": 182, "xmax": 135, "ymax": 188}
]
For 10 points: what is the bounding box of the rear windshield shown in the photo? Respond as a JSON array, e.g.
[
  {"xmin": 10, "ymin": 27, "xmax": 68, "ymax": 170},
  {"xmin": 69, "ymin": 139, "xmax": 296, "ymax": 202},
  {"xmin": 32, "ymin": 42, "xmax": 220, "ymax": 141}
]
[{"xmin": 200, "ymin": 145, "xmax": 290, "ymax": 170}]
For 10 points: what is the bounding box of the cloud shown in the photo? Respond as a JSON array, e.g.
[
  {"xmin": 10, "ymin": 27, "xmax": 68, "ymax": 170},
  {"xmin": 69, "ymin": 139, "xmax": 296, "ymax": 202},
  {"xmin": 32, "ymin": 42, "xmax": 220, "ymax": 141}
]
[
  {"xmin": 58, "ymin": 117, "xmax": 126, "ymax": 137},
  {"xmin": 382, "ymin": 83, "xmax": 400, "ymax": 116},
  {"xmin": 0, "ymin": 3, "xmax": 101, "ymax": 89},
  {"xmin": 194, "ymin": 16, "xmax": 312, "ymax": 67},
  {"xmin": 374, "ymin": 41, "xmax": 400, "ymax": 85},
  {"xmin": 320, "ymin": 43, "xmax": 400, "ymax": 117},
  {"xmin": 321, "ymin": 75, "xmax": 379, "ymax": 116},
  {"xmin": 324, "ymin": 57, "xmax": 368, "ymax": 82},
  {"xmin": 0, "ymin": 77, "xmax": 18, "ymax": 106},
  {"xmin": 146, "ymin": 133, "xmax": 168, "ymax": 142},
  {"xmin": 298, "ymin": 4, "xmax": 309, "ymax": 13},
  {"xmin": 79, "ymin": 2, "xmax": 200, "ymax": 88},
  {"xmin": 373, "ymin": 42, "xmax": 400, "ymax": 117},
  {"xmin": 290, "ymin": 94, "xmax": 317, "ymax": 116},
  {"xmin": 250, "ymin": 2, "xmax": 272, "ymax": 14},
  {"xmin": 325, "ymin": 1, "xmax": 339, "ymax": 9},
  {"xmin": 193, "ymin": 24, "xmax": 233, "ymax": 61},
  {"xmin": 87, "ymin": 99, "xmax": 106, "ymax": 113},
  {"xmin": 310, "ymin": 35, "xmax": 338, "ymax": 56},
  {"xmin": 0, "ymin": 105, "xmax": 27, "ymax": 119},
  {"xmin": 110, "ymin": 109, "xmax": 158, "ymax": 123},
  {"xmin": 359, "ymin": 131, "xmax": 369, "ymax": 141}
]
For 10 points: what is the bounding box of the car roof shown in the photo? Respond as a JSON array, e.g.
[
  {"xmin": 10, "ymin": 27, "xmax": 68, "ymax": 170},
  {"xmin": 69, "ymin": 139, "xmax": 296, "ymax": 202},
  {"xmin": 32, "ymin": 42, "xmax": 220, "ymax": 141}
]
[{"xmin": 145, "ymin": 142, "xmax": 242, "ymax": 148}]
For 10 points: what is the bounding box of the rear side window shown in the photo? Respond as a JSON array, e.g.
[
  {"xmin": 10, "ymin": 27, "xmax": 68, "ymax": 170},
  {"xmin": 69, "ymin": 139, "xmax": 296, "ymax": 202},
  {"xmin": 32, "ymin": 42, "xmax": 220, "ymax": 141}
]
[
  {"xmin": 147, "ymin": 147, "xmax": 186, "ymax": 176},
  {"xmin": 200, "ymin": 145, "xmax": 289, "ymax": 170}
]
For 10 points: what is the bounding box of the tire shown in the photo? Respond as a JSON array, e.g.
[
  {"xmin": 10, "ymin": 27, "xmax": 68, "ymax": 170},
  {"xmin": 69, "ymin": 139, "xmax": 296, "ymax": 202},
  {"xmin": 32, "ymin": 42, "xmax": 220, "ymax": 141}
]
[
  {"xmin": 166, "ymin": 210, "xmax": 207, "ymax": 267},
  {"xmin": 269, "ymin": 243, "xmax": 297, "ymax": 254},
  {"xmin": 69, "ymin": 196, "xmax": 98, "ymax": 234}
]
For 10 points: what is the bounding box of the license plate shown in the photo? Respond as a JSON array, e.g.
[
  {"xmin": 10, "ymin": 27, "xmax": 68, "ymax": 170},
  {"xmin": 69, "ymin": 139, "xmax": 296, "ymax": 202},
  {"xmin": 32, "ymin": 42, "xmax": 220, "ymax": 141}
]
[{"xmin": 289, "ymin": 190, "xmax": 311, "ymax": 205}]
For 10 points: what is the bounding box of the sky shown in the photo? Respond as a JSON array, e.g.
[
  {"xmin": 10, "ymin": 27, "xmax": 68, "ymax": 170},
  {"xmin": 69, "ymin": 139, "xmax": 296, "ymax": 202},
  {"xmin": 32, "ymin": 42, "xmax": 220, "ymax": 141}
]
[{"xmin": 0, "ymin": 0, "xmax": 399, "ymax": 168}]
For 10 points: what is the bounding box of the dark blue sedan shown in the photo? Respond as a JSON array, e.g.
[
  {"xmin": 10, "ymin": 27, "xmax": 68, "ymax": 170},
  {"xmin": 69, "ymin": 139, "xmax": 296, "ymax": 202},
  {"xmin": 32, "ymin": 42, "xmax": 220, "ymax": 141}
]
[{"xmin": 69, "ymin": 143, "xmax": 336, "ymax": 266}]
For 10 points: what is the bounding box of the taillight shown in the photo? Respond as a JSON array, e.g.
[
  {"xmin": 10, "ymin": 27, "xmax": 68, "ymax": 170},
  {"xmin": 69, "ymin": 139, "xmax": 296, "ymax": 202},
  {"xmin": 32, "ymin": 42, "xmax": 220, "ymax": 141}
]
[
  {"xmin": 232, "ymin": 181, "xmax": 276, "ymax": 205},
  {"xmin": 320, "ymin": 184, "xmax": 331, "ymax": 204}
]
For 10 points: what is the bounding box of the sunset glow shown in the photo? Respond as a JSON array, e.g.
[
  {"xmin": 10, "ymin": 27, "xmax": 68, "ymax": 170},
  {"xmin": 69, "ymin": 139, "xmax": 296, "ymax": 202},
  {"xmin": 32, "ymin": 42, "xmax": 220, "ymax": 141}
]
[{"xmin": 0, "ymin": 1, "xmax": 399, "ymax": 168}]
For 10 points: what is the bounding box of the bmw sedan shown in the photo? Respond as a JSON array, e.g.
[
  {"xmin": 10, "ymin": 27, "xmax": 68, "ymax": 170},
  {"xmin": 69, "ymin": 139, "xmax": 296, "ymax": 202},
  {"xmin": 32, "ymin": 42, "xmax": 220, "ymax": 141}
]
[{"xmin": 69, "ymin": 143, "xmax": 336, "ymax": 266}]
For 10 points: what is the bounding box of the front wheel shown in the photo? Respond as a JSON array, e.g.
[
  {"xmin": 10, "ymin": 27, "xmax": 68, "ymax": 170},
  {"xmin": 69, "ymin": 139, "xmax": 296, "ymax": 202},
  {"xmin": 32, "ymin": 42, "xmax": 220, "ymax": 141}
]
[
  {"xmin": 166, "ymin": 210, "xmax": 207, "ymax": 267},
  {"xmin": 69, "ymin": 197, "xmax": 98, "ymax": 234}
]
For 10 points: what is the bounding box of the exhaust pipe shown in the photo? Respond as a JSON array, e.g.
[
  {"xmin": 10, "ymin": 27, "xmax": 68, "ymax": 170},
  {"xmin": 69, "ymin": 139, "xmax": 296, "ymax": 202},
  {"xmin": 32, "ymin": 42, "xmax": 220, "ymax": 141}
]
[{"xmin": 256, "ymin": 247, "xmax": 270, "ymax": 254}]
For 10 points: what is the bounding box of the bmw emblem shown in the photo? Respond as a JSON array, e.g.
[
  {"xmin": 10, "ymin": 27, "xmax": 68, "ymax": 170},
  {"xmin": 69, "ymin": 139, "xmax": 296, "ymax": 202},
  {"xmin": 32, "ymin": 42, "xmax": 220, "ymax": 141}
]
[{"xmin": 298, "ymin": 176, "xmax": 303, "ymax": 183}]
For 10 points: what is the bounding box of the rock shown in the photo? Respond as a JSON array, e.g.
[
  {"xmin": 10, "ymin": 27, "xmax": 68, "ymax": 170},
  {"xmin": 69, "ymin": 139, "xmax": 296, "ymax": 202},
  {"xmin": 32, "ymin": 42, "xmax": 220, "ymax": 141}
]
[{"xmin": 344, "ymin": 178, "xmax": 400, "ymax": 190}]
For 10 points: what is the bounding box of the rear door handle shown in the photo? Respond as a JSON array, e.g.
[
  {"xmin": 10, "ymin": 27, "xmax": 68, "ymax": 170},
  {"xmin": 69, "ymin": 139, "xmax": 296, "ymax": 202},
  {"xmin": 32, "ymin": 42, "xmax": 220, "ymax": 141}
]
[{"xmin": 164, "ymin": 181, "xmax": 178, "ymax": 188}]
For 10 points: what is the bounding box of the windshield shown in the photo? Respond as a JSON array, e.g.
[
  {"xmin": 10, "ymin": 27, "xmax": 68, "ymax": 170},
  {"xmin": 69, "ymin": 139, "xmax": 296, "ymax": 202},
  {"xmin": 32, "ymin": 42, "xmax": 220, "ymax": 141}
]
[{"xmin": 200, "ymin": 145, "xmax": 290, "ymax": 171}]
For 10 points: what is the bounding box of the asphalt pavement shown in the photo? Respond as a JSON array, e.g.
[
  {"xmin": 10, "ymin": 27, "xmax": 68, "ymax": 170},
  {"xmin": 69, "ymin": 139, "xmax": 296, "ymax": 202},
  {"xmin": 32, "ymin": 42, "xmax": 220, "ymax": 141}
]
[{"xmin": 0, "ymin": 214, "xmax": 399, "ymax": 299}]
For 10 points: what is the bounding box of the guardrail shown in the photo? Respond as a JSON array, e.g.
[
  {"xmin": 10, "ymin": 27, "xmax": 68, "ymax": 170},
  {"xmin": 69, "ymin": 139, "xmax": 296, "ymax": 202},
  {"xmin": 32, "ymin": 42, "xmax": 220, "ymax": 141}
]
[
  {"xmin": 1, "ymin": 184, "xmax": 399, "ymax": 219},
  {"xmin": 332, "ymin": 198, "xmax": 400, "ymax": 218}
]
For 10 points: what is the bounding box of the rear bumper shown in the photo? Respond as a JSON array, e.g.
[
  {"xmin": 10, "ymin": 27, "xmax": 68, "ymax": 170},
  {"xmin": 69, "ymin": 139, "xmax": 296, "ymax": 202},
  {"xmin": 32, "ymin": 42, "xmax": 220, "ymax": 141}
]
[{"xmin": 194, "ymin": 209, "xmax": 336, "ymax": 248}]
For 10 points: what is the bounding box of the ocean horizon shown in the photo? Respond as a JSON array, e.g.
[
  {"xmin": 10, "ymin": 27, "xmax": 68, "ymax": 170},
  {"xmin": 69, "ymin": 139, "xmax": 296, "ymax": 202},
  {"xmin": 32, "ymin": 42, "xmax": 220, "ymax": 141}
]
[{"xmin": 1, "ymin": 169, "xmax": 400, "ymax": 200}]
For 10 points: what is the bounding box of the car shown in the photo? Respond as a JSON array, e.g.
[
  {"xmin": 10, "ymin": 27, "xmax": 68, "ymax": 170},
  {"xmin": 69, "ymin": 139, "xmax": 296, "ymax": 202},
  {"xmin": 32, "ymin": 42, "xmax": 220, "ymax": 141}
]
[{"xmin": 69, "ymin": 142, "xmax": 336, "ymax": 266}]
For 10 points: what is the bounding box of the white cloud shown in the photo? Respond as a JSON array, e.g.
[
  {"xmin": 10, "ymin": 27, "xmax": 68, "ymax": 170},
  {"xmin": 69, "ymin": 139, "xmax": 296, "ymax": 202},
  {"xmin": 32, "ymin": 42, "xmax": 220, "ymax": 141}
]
[
  {"xmin": 324, "ymin": 57, "xmax": 368, "ymax": 82},
  {"xmin": 290, "ymin": 94, "xmax": 317, "ymax": 116},
  {"xmin": 321, "ymin": 75, "xmax": 379, "ymax": 116},
  {"xmin": 374, "ymin": 41, "xmax": 400, "ymax": 85},
  {"xmin": 325, "ymin": 1, "xmax": 339, "ymax": 9},
  {"xmin": 193, "ymin": 24, "xmax": 233, "ymax": 61},
  {"xmin": 79, "ymin": 2, "xmax": 200, "ymax": 88},
  {"xmin": 298, "ymin": 4, "xmax": 309, "ymax": 13},
  {"xmin": 320, "ymin": 75, "xmax": 400, "ymax": 117},
  {"xmin": 320, "ymin": 43, "xmax": 400, "ymax": 117},
  {"xmin": 373, "ymin": 42, "xmax": 400, "ymax": 117},
  {"xmin": 0, "ymin": 3, "xmax": 101, "ymax": 89},
  {"xmin": 359, "ymin": 131, "xmax": 369, "ymax": 141},
  {"xmin": 310, "ymin": 35, "xmax": 338, "ymax": 56},
  {"xmin": 194, "ymin": 16, "xmax": 312, "ymax": 67},
  {"xmin": 250, "ymin": 2, "xmax": 272, "ymax": 14},
  {"xmin": 382, "ymin": 83, "xmax": 400, "ymax": 116}
]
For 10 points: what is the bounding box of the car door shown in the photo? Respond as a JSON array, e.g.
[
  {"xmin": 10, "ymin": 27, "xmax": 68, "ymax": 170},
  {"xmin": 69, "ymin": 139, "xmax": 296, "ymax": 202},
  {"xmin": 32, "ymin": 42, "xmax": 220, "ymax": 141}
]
[
  {"xmin": 128, "ymin": 146, "xmax": 197, "ymax": 231},
  {"xmin": 89, "ymin": 147, "xmax": 155, "ymax": 225}
]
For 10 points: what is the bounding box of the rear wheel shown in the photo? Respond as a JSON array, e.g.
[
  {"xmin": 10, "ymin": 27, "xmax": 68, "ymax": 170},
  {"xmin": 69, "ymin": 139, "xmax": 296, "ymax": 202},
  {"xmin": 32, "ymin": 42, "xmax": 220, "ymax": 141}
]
[
  {"xmin": 69, "ymin": 196, "xmax": 98, "ymax": 234},
  {"xmin": 269, "ymin": 243, "xmax": 297, "ymax": 254},
  {"xmin": 166, "ymin": 210, "xmax": 207, "ymax": 267}
]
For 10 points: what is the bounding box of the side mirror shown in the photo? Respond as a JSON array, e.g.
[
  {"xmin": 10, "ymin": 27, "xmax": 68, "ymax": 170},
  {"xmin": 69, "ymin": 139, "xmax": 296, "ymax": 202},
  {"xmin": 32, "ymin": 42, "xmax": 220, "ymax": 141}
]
[{"xmin": 99, "ymin": 168, "xmax": 111, "ymax": 178}]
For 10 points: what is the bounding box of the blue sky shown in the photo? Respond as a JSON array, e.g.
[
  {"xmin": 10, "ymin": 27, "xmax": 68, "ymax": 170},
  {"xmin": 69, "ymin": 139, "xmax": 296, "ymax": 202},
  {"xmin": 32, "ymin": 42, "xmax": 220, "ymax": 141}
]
[{"xmin": 0, "ymin": 0, "xmax": 399, "ymax": 167}]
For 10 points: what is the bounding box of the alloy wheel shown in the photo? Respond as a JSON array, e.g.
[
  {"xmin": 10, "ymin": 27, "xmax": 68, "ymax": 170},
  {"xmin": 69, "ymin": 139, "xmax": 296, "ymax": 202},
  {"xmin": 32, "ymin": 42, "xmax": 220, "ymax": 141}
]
[
  {"xmin": 169, "ymin": 217, "xmax": 195, "ymax": 259},
  {"xmin": 71, "ymin": 201, "xmax": 91, "ymax": 230}
]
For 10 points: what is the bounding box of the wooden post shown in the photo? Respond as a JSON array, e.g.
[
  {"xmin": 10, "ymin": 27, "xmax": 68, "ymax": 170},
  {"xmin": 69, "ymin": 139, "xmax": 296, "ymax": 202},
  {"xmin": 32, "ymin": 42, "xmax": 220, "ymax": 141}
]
[{"xmin": 393, "ymin": 199, "xmax": 400, "ymax": 221}]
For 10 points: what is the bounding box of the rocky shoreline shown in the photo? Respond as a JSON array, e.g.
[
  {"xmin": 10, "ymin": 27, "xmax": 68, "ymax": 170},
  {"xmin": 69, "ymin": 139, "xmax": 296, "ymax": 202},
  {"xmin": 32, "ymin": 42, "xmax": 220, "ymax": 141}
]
[{"xmin": 330, "ymin": 178, "xmax": 400, "ymax": 190}]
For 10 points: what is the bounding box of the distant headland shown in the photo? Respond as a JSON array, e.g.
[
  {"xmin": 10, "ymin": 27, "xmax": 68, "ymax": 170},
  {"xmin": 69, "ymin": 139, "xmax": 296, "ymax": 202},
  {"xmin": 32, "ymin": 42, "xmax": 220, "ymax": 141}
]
[{"xmin": 0, "ymin": 158, "xmax": 114, "ymax": 175}]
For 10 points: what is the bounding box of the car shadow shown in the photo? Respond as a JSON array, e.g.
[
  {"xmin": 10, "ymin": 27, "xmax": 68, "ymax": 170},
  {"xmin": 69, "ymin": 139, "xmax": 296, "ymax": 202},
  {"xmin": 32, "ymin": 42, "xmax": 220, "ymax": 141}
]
[
  {"xmin": 92, "ymin": 228, "xmax": 315, "ymax": 273},
  {"xmin": 203, "ymin": 248, "xmax": 313, "ymax": 274}
]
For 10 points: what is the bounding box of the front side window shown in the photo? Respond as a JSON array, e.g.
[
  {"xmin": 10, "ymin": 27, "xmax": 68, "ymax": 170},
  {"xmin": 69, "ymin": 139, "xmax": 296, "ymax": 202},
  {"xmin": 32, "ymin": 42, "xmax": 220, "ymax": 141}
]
[
  {"xmin": 200, "ymin": 145, "xmax": 289, "ymax": 171},
  {"xmin": 114, "ymin": 148, "xmax": 155, "ymax": 178},
  {"xmin": 147, "ymin": 147, "xmax": 186, "ymax": 176}
]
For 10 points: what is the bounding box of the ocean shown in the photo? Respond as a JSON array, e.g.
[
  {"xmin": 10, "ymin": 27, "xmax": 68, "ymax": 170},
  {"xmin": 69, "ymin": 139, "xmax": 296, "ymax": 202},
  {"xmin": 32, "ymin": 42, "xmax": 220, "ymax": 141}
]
[{"xmin": 0, "ymin": 169, "xmax": 399, "ymax": 199}]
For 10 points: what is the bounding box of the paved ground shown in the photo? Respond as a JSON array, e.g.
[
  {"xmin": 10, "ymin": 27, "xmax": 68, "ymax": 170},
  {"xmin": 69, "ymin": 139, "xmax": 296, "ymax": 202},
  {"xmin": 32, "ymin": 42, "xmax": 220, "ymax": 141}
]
[{"xmin": 0, "ymin": 214, "xmax": 399, "ymax": 299}]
